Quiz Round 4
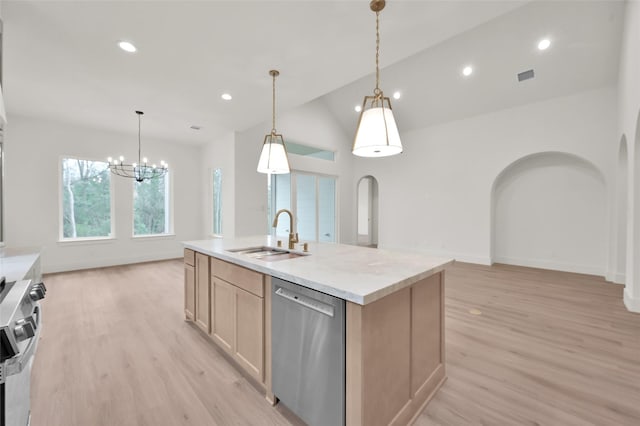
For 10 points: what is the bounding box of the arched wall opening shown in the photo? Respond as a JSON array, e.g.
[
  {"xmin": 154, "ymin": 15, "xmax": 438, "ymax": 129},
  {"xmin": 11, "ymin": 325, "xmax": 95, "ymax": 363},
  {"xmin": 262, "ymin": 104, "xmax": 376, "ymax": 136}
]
[
  {"xmin": 490, "ymin": 152, "xmax": 607, "ymax": 275},
  {"xmin": 631, "ymin": 111, "xmax": 640, "ymax": 301},
  {"xmin": 615, "ymin": 136, "xmax": 628, "ymax": 284},
  {"xmin": 356, "ymin": 175, "xmax": 378, "ymax": 248}
]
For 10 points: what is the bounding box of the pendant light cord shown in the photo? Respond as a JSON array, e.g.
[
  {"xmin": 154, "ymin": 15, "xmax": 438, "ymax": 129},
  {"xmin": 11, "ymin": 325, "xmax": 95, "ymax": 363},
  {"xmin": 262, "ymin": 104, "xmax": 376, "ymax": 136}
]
[
  {"xmin": 272, "ymin": 72, "xmax": 277, "ymax": 133},
  {"xmin": 375, "ymin": 10, "xmax": 380, "ymax": 95},
  {"xmin": 138, "ymin": 113, "xmax": 142, "ymax": 164}
]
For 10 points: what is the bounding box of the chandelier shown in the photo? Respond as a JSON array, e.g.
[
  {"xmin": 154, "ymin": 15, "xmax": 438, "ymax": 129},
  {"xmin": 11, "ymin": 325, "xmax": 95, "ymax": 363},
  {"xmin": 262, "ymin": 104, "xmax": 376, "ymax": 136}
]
[
  {"xmin": 352, "ymin": 0, "xmax": 403, "ymax": 157},
  {"xmin": 108, "ymin": 111, "xmax": 168, "ymax": 182},
  {"xmin": 257, "ymin": 70, "xmax": 290, "ymax": 174}
]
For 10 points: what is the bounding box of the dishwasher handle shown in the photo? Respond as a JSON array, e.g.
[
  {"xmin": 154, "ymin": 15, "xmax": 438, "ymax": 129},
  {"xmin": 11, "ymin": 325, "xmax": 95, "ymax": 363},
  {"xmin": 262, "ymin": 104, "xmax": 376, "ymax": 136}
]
[{"xmin": 275, "ymin": 287, "xmax": 335, "ymax": 317}]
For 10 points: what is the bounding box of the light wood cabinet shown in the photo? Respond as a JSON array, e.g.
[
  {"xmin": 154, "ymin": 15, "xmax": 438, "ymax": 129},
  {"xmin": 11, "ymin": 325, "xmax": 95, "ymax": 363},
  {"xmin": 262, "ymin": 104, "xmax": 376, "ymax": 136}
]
[
  {"xmin": 211, "ymin": 277, "xmax": 235, "ymax": 353},
  {"xmin": 184, "ymin": 264, "xmax": 195, "ymax": 320},
  {"xmin": 235, "ymin": 286, "xmax": 264, "ymax": 380},
  {"xmin": 184, "ymin": 249, "xmax": 196, "ymax": 321},
  {"xmin": 210, "ymin": 259, "xmax": 266, "ymax": 384},
  {"xmin": 195, "ymin": 253, "xmax": 210, "ymax": 333}
]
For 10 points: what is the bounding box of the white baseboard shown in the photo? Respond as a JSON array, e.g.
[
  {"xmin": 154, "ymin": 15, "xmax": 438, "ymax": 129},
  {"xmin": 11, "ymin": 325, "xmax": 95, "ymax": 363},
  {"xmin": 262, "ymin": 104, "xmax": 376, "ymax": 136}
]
[
  {"xmin": 43, "ymin": 251, "xmax": 182, "ymax": 274},
  {"xmin": 605, "ymin": 271, "xmax": 625, "ymax": 284},
  {"xmin": 624, "ymin": 288, "xmax": 640, "ymax": 313},
  {"xmin": 612, "ymin": 272, "xmax": 626, "ymax": 285},
  {"xmin": 492, "ymin": 255, "xmax": 604, "ymax": 277}
]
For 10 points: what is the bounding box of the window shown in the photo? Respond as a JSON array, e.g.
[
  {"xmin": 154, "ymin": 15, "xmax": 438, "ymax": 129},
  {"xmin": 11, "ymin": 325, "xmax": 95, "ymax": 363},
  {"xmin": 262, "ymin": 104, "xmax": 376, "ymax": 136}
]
[
  {"xmin": 61, "ymin": 157, "xmax": 112, "ymax": 239},
  {"xmin": 286, "ymin": 141, "xmax": 335, "ymax": 161},
  {"xmin": 133, "ymin": 173, "xmax": 170, "ymax": 236},
  {"xmin": 268, "ymin": 172, "xmax": 337, "ymax": 242},
  {"xmin": 212, "ymin": 168, "xmax": 222, "ymax": 236}
]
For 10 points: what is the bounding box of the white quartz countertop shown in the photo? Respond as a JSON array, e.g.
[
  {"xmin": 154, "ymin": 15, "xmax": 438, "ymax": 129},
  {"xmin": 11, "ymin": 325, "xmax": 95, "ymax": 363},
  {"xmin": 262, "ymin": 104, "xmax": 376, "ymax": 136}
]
[
  {"xmin": 183, "ymin": 236, "xmax": 454, "ymax": 305},
  {"xmin": 0, "ymin": 248, "xmax": 41, "ymax": 283}
]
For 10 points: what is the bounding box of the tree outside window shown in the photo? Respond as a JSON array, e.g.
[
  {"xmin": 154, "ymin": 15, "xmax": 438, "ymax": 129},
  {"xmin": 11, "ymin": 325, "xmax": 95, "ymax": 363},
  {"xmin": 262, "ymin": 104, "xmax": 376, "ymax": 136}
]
[
  {"xmin": 61, "ymin": 158, "xmax": 112, "ymax": 239},
  {"xmin": 133, "ymin": 173, "xmax": 170, "ymax": 236}
]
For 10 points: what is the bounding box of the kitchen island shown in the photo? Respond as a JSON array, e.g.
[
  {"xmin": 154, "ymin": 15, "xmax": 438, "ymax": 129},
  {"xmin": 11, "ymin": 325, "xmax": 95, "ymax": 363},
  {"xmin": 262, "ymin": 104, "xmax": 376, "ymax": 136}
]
[{"xmin": 183, "ymin": 236, "xmax": 453, "ymax": 426}]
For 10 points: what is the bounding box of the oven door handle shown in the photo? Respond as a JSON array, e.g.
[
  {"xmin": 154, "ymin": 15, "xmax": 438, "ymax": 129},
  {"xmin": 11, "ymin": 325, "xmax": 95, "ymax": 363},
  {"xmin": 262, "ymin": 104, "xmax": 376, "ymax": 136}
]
[{"xmin": 4, "ymin": 304, "xmax": 42, "ymax": 377}]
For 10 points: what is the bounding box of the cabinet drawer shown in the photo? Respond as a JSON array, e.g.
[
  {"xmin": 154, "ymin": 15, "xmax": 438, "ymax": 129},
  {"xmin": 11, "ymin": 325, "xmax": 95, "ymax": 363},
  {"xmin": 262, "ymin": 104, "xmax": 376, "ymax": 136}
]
[
  {"xmin": 184, "ymin": 249, "xmax": 195, "ymax": 266},
  {"xmin": 212, "ymin": 258, "xmax": 264, "ymax": 298}
]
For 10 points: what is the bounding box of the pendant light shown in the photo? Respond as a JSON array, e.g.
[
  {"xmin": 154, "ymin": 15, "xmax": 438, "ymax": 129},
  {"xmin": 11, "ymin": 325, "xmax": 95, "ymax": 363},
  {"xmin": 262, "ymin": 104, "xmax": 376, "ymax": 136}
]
[
  {"xmin": 257, "ymin": 70, "xmax": 290, "ymax": 174},
  {"xmin": 352, "ymin": 0, "xmax": 403, "ymax": 158},
  {"xmin": 108, "ymin": 111, "xmax": 168, "ymax": 182}
]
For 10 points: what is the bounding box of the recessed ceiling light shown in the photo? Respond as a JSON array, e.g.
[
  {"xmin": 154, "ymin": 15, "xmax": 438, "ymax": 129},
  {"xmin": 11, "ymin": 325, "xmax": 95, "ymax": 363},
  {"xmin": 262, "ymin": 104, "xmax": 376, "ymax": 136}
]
[
  {"xmin": 538, "ymin": 38, "xmax": 551, "ymax": 51},
  {"xmin": 221, "ymin": 93, "xmax": 233, "ymax": 101},
  {"xmin": 462, "ymin": 66, "xmax": 473, "ymax": 77},
  {"xmin": 355, "ymin": 105, "xmax": 362, "ymax": 112},
  {"xmin": 393, "ymin": 91, "xmax": 401, "ymax": 100},
  {"xmin": 118, "ymin": 41, "xmax": 137, "ymax": 53}
]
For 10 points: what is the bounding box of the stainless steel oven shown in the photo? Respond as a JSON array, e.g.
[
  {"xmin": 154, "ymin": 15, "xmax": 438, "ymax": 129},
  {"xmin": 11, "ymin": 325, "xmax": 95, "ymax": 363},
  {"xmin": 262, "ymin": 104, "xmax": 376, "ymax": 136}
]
[{"xmin": 0, "ymin": 277, "xmax": 46, "ymax": 426}]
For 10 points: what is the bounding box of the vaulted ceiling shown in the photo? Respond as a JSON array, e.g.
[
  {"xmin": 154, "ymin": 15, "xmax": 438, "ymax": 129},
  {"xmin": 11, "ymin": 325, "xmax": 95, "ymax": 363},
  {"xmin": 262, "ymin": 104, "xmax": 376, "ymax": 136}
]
[{"xmin": 2, "ymin": 0, "xmax": 622, "ymax": 145}]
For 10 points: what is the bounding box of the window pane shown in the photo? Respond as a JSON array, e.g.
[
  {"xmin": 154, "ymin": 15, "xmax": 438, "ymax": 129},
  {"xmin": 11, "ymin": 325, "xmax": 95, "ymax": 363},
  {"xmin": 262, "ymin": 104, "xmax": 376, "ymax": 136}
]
[
  {"xmin": 271, "ymin": 173, "xmax": 291, "ymax": 236},
  {"xmin": 61, "ymin": 158, "xmax": 111, "ymax": 239},
  {"xmin": 318, "ymin": 177, "xmax": 336, "ymax": 243},
  {"xmin": 286, "ymin": 141, "xmax": 335, "ymax": 161},
  {"xmin": 213, "ymin": 169, "xmax": 222, "ymax": 235},
  {"xmin": 133, "ymin": 173, "xmax": 169, "ymax": 236},
  {"xmin": 296, "ymin": 174, "xmax": 316, "ymax": 241}
]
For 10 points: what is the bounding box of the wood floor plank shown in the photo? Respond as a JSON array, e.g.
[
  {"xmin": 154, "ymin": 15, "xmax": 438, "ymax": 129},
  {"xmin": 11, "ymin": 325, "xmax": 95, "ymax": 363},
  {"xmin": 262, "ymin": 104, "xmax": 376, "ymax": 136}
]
[{"xmin": 31, "ymin": 260, "xmax": 640, "ymax": 425}]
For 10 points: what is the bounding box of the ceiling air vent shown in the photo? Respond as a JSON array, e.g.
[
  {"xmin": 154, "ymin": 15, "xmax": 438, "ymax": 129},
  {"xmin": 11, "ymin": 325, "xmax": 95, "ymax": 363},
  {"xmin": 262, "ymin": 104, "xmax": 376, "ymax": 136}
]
[{"xmin": 518, "ymin": 69, "xmax": 535, "ymax": 82}]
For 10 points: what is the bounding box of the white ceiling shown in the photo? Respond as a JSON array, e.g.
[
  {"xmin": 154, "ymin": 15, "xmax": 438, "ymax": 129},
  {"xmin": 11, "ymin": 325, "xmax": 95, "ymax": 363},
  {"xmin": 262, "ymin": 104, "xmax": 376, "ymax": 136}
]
[
  {"xmin": 2, "ymin": 1, "xmax": 623, "ymax": 146},
  {"xmin": 2, "ymin": 0, "xmax": 530, "ymax": 144},
  {"xmin": 322, "ymin": 0, "xmax": 624, "ymax": 137}
]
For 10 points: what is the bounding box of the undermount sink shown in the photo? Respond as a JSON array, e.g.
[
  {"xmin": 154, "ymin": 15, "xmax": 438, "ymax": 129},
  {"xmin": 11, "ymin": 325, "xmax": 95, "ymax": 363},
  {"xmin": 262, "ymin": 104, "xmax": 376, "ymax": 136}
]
[{"xmin": 227, "ymin": 246, "xmax": 309, "ymax": 261}]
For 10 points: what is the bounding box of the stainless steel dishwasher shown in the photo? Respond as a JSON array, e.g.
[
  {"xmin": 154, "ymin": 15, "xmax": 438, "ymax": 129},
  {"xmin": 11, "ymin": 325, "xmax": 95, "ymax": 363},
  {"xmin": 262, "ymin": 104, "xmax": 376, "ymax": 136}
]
[{"xmin": 271, "ymin": 276, "xmax": 345, "ymax": 426}]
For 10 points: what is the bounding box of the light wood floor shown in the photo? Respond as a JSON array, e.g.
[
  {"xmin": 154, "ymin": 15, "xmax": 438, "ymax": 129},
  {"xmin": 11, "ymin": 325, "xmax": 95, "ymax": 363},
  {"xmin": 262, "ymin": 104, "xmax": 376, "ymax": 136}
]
[{"xmin": 32, "ymin": 260, "xmax": 640, "ymax": 425}]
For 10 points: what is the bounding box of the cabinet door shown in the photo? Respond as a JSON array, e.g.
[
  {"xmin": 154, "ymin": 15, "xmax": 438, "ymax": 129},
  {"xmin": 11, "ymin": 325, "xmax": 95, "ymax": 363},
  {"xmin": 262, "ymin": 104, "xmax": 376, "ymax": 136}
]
[
  {"xmin": 212, "ymin": 278, "xmax": 235, "ymax": 353},
  {"xmin": 195, "ymin": 253, "xmax": 210, "ymax": 333},
  {"xmin": 235, "ymin": 287, "xmax": 264, "ymax": 382},
  {"xmin": 184, "ymin": 263, "xmax": 196, "ymax": 321}
]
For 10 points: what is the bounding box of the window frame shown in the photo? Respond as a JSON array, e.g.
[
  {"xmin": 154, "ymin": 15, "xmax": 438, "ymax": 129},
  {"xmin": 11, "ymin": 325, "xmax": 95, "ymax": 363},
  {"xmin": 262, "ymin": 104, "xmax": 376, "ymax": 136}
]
[
  {"xmin": 211, "ymin": 168, "xmax": 223, "ymax": 238},
  {"xmin": 268, "ymin": 169, "xmax": 339, "ymax": 243},
  {"xmin": 58, "ymin": 155, "xmax": 116, "ymax": 243},
  {"xmin": 131, "ymin": 171, "xmax": 173, "ymax": 238}
]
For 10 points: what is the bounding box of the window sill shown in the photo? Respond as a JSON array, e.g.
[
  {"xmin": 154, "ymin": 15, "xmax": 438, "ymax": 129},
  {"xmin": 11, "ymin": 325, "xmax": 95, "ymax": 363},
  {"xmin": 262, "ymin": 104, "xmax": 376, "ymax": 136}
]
[
  {"xmin": 57, "ymin": 237, "xmax": 116, "ymax": 245},
  {"xmin": 131, "ymin": 233, "xmax": 176, "ymax": 240}
]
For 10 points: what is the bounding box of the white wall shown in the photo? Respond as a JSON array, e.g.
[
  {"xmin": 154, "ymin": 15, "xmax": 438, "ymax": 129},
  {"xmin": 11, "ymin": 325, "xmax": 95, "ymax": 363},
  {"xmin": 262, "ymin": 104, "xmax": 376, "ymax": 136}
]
[
  {"xmin": 201, "ymin": 131, "xmax": 235, "ymax": 239},
  {"xmin": 493, "ymin": 152, "xmax": 606, "ymax": 275},
  {"xmin": 352, "ymin": 87, "xmax": 617, "ymax": 271},
  {"xmin": 616, "ymin": 0, "xmax": 640, "ymax": 312},
  {"xmin": 4, "ymin": 114, "xmax": 202, "ymax": 273},
  {"xmin": 234, "ymin": 98, "xmax": 355, "ymax": 244}
]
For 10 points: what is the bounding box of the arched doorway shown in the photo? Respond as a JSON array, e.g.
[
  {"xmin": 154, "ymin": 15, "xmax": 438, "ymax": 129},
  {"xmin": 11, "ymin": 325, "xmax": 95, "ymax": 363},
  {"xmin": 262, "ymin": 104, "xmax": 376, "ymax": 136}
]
[
  {"xmin": 631, "ymin": 111, "xmax": 640, "ymax": 303},
  {"xmin": 491, "ymin": 152, "xmax": 607, "ymax": 275},
  {"xmin": 357, "ymin": 176, "xmax": 378, "ymax": 248}
]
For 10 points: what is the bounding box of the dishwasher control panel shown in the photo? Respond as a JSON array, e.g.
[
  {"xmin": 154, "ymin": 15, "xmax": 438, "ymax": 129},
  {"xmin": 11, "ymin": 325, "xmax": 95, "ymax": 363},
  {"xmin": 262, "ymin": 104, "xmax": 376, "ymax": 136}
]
[{"xmin": 275, "ymin": 287, "xmax": 335, "ymax": 317}]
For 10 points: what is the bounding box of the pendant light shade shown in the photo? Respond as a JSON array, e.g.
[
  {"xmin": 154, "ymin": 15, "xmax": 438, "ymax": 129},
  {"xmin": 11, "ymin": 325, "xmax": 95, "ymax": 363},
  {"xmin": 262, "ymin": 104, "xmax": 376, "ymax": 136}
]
[
  {"xmin": 257, "ymin": 132, "xmax": 289, "ymax": 174},
  {"xmin": 257, "ymin": 70, "xmax": 290, "ymax": 174},
  {"xmin": 352, "ymin": 0, "xmax": 403, "ymax": 158},
  {"xmin": 353, "ymin": 99, "xmax": 402, "ymax": 157}
]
